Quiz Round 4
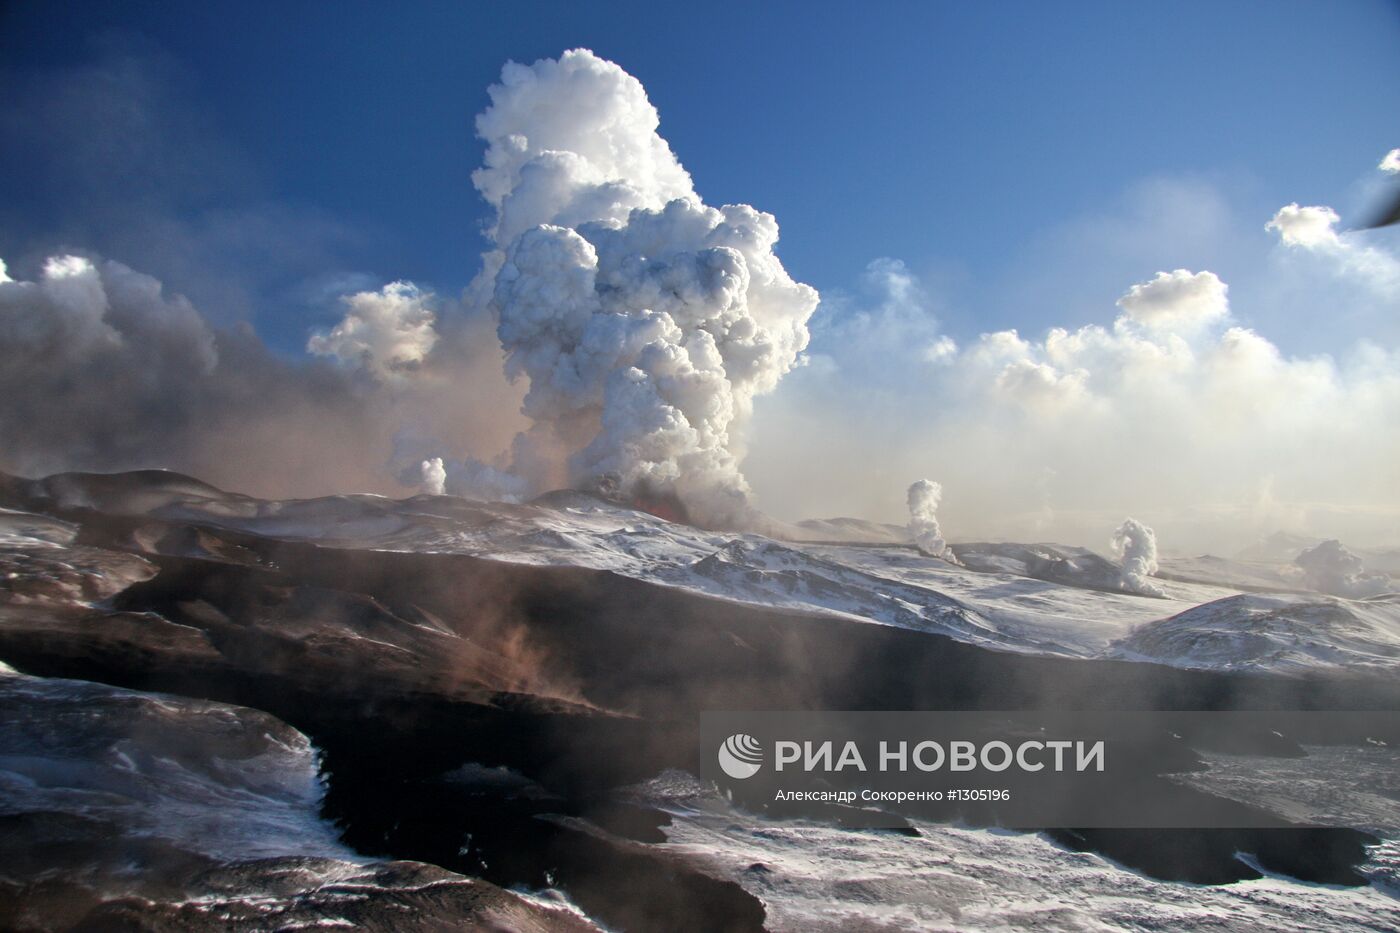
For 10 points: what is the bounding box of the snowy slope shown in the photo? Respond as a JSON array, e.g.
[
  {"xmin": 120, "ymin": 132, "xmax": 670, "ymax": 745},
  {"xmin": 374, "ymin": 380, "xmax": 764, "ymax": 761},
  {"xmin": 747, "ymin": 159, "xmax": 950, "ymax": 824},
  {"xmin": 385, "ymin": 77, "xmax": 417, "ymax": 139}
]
[
  {"xmin": 7, "ymin": 469, "xmax": 1400, "ymax": 930},
  {"xmin": 0, "ymin": 662, "xmax": 603, "ymax": 931},
  {"xmin": 37, "ymin": 478, "xmax": 1207, "ymax": 658},
  {"xmin": 0, "ymin": 662, "xmax": 352, "ymax": 863},
  {"xmin": 9, "ymin": 469, "xmax": 1400, "ymax": 675},
  {"xmin": 631, "ymin": 771, "xmax": 1400, "ymax": 933},
  {"xmin": 1111, "ymin": 593, "xmax": 1400, "ymax": 673},
  {"xmin": 807, "ymin": 544, "xmax": 1238, "ymax": 658}
]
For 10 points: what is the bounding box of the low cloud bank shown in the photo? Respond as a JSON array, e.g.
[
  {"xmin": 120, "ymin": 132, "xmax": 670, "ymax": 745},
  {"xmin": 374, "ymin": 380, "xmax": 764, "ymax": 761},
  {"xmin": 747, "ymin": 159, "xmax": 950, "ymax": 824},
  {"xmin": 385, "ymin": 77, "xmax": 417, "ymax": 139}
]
[
  {"xmin": 0, "ymin": 254, "xmax": 523, "ymax": 499},
  {"xmin": 744, "ymin": 171, "xmax": 1400, "ymax": 552},
  {"xmin": 1294, "ymin": 540, "xmax": 1393, "ymax": 599}
]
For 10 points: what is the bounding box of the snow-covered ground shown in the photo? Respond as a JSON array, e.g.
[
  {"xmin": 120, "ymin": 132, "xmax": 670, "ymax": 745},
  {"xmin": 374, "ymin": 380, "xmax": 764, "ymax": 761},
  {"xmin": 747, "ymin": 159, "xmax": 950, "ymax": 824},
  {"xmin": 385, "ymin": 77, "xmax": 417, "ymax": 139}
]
[
  {"xmin": 0, "ymin": 661, "xmax": 353, "ymax": 863},
  {"xmin": 1112, "ymin": 593, "xmax": 1400, "ymax": 673},
  {"xmin": 669, "ymin": 814, "xmax": 1400, "ymax": 932},
  {"xmin": 10, "ymin": 469, "xmax": 1400, "ymax": 675},
  {"xmin": 117, "ymin": 486, "xmax": 1248, "ymax": 657},
  {"xmin": 0, "ymin": 662, "xmax": 604, "ymax": 931},
  {"xmin": 7, "ymin": 470, "xmax": 1400, "ymax": 930},
  {"xmin": 634, "ymin": 771, "xmax": 1400, "ymax": 933},
  {"xmin": 1170, "ymin": 743, "xmax": 1400, "ymax": 835},
  {"xmin": 805, "ymin": 543, "xmax": 1237, "ymax": 658},
  {"xmin": 0, "ymin": 507, "xmax": 79, "ymax": 549},
  {"xmin": 154, "ymin": 489, "xmax": 1400, "ymax": 674}
]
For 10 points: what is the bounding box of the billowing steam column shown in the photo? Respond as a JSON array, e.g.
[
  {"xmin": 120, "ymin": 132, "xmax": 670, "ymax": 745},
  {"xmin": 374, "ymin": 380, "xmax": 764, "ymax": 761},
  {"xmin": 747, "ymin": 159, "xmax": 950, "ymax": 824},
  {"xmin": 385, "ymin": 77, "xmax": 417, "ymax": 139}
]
[
  {"xmin": 468, "ymin": 49, "xmax": 820, "ymax": 529},
  {"xmin": 1111, "ymin": 517, "xmax": 1166, "ymax": 597},
  {"xmin": 907, "ymin": 479, "xmax": 959, "ymax": 563},
  {"xmin": 419, "ymin": 458, "xmax": 447, "ymax": 496}
]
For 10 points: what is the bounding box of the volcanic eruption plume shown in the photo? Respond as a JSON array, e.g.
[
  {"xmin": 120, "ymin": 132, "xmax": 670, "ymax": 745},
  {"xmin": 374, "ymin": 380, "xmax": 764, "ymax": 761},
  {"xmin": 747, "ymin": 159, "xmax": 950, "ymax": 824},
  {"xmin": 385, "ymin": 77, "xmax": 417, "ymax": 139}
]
[
  {"xmin": 458, "ymin": 49, "xmax": 820, "ymax": 528},
  {"xmin": 907, "ymin": 479, "xmax": 957, "ymax": 562},
  {"xmin": 1111, "ymin": 517, "xmax": 1165, "ymax": 597}
]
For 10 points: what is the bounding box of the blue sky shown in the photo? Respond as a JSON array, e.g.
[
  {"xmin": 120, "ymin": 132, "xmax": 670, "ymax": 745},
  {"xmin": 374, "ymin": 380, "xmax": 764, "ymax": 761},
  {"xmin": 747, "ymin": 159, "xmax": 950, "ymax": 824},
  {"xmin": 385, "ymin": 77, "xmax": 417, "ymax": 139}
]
[{"xmin": 3, "ymin": 0, "xmax": 1398, "ymax": 356}]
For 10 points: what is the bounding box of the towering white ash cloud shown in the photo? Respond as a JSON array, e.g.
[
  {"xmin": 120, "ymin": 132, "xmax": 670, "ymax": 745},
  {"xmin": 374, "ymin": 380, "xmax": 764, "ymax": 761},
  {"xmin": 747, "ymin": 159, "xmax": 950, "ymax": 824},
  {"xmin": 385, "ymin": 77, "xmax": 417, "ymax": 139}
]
[
  {"xmin": 1112, "ymin": 518, "xmax": 1165, "ymax": 597},
  {"xmin": 466, "ymin": 49, "xmax": 819, "ymax": 527},
  {"xmin": 907, "ymin": 479, "xmax": 956, "ymax": 561}
]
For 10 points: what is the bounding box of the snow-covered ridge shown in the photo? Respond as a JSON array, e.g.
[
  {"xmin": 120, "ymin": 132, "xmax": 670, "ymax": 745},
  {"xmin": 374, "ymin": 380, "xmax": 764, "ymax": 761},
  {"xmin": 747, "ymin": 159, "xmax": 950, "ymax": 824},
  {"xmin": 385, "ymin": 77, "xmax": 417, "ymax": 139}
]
[
  {"xmin": 7, "ymin": 468, "xmax": 1400, "ymax": 675},
  {"xmin": 1112, "ymin": 592, "xmax": 1400, "ymax": 673},
  {"xmin": 0, "ymin": 663, "xmax": 352, "ymax": 863}
]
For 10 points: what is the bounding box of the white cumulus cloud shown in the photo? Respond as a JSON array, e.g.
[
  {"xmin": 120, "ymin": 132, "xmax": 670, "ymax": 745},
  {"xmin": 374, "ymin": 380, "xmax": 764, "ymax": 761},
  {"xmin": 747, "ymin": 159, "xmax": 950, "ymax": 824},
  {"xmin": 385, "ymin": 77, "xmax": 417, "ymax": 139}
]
[
  {"xmin": 1266, "ymin": 202, "xmax": 1400, "ymax": 292},
  {"xmin": 1115, "ymin": 269, "xmax": 1229, "ymax": 332},
  {"xmin": 308, "ymin": 281, "xmax": 438, "ymax": 381},
  {"xmin": 747, "ymin": 247, "xmax": 1400, "ymax": 551},
  {"xmin": 1266, "ymin": 203, "xmax": 1342, "ymax": 249}
]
